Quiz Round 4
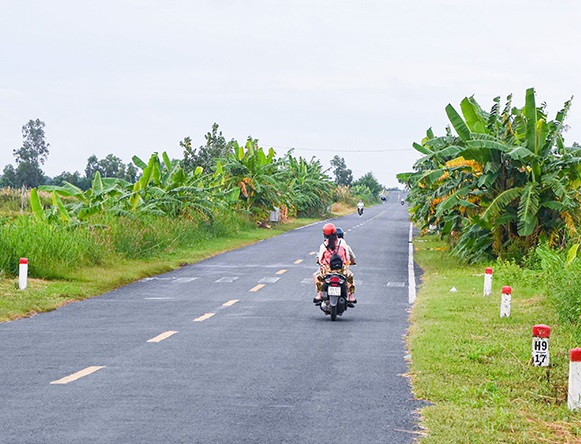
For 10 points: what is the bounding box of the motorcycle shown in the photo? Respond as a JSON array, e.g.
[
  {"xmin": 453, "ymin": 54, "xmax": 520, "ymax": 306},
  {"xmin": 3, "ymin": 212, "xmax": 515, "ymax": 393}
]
[
  {"xmin": 318, "ymin": 271, "xmax": 349, "ymax": 321},
  {"xmin": 400, "ymin": 199, "xmax": 405, "ymax": 205},
  {"xmin": 357, "ymin": 207, "xmax": 363, "ymax": 216}
]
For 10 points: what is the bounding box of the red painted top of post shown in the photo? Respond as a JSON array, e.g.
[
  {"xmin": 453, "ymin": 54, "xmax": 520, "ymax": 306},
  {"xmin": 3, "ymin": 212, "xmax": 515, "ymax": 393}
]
[
  {"xmin": 532, "ymin": 324, "xmax": 551, "ymax": 338},
  {"xmin": 485, "ymin": 267, "xmax": 493, "ymax": 275},
  {"xmin": 502, "ymin": 286, "xmax": 512, "ymax": 294},
  {"xmin": 570, "ymin": 348, "xmax": 581, "ymax": 362},
  {"xmin": 19, "ymin": 258, "xmax": 28, "ymax": 265}
]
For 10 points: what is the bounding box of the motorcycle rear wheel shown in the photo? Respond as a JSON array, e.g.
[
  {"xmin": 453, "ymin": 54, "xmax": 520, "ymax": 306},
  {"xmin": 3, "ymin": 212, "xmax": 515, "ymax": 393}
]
[{"xmin": 330, "ymin": 304, "xmax": 337, "ymax": 321}]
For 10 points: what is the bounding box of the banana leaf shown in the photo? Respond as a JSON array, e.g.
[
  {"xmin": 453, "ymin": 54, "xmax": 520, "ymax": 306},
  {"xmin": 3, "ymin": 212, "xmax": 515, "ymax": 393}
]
[
  {"xmin": 29, "ymin": 188, "xmax": 45, "ymax": 221},
  {"xmin": 517, "ymin": 182, "xmax": 540, "ymax": 236},
  {"xmin": 445, "ymin": 104, "xmax": 471, "ymax": 141}
]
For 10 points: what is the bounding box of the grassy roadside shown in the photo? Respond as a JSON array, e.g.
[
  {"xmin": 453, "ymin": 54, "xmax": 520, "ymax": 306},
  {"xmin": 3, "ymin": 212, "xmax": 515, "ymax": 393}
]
[
  {"xmin": 0, "ymin": 218, "xmax": 318, "ymax": 322},
  {"xmin": 410, "ymin": 235, "xmax": 581, "ymax": 443}
]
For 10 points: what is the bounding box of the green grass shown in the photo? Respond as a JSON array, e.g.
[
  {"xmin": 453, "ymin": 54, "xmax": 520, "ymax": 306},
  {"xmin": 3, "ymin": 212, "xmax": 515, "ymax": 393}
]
[
  {"xmin": 411, "ymin": 235, "xmax": 581, "ymax": 443},
  {"xmin": 0, "ymin": 217, "xmax": 317, "ymax": 322}
]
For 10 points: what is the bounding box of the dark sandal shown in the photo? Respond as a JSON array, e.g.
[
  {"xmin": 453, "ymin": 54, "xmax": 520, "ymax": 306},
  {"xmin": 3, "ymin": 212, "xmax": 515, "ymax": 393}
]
[{"xmin": 313, "ymin": 298, "xmax": 322, "ymax": 305}]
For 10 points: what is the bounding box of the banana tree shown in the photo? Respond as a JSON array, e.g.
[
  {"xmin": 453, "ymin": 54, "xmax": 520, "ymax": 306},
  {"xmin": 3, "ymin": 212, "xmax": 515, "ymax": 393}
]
[
  {"xmin": 278, "ymin": 153, "xmax": 334, "ymax": 217},
  {"xmin": 399, "ymin": 88, "xmax": 581, "ymax": 262},
  {"xmin": 218, "ymin": 138, "xmax": 283, "ymax": 218}
]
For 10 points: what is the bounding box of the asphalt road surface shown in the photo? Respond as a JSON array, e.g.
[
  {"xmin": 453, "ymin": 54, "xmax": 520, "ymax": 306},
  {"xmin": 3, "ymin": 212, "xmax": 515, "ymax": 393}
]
[{"xmin": 0, "ymin": 193, "xmax": 424, "ymax": 443}]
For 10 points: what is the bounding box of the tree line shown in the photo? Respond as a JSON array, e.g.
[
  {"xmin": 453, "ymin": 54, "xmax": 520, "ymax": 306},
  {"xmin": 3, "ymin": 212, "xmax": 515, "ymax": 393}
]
[
  {"xmin": 1, "ymin": 121, "xmax": 382, "ymax": 198},
  {"xmin": 1, "ymin": 121, "xmax": 385, "ymax": 223}
]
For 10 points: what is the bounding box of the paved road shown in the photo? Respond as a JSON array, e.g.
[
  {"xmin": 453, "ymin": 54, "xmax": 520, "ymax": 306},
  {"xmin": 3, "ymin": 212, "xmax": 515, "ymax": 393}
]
[{"xmin": 0, "ymin": 193, "xmax": 423, "ymax": 443}]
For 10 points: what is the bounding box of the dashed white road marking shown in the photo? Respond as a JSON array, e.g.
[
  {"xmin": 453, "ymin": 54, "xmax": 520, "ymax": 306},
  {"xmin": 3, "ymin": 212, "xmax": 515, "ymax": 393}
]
[
  {"xmin": 147, "ymin": 331, "xmax": 178, "ymax": 343},
  {"xmin": 215, "ymin": 277, "xmax": 239, "ymax": 283},
  {"xmin": 194, "ymin": 313, "xmax": 215, "ymax": 322},
  {"xmin": 294, "ymin": 259, "xmax": 304, "ymax": 264},
  {"xmin": 387, "ymin": 282, "xmax": 406, "ymax": 287},
  {"xmin": 50, "ymin": 366, "xmax": 105, "ymax": 385},
  {"xmin": 222, "ymin": 299, "xmax": 239, "ymax": 307},
  {"xmin": 276, "ymin": 269, "xmax": 287, "ymax": 275},
  {"xmin": 258, "ymin": 277, "xmax": 280, "ymax": 284},
  {"xmin": 175, "ymin": 277, "xmax": 198, "ymax": 283}
]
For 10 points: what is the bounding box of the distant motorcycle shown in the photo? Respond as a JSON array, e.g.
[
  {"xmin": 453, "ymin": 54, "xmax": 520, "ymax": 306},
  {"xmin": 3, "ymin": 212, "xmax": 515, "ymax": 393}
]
[
  {"xmin": 318, "ymin": 270, "xmax": 349, "ymax": 321},
  {"xmin": 357, "ymin": 207, "xmax": 363, "ymax": 216},
  {"xmin": 400, "ymin": 199, "xmax": 405, "ymax": 205}
]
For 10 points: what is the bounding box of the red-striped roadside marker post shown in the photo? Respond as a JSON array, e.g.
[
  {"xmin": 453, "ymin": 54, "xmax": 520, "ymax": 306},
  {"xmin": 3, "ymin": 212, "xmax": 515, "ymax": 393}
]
[
  {"xmin": 568, "ymin": 348, "xmax": 581, "ymax": 410},
  {"xmin": 19, "ymin": 258, "xmax": 28, "ymax": 290},
  {"xmin": 532, "ymin": 324, "xmax": 550, "ymax": 367},
  {"xmin": 483, "ymin": 267, "xmax": 493, "ymax": 296},
  {"xmin": 500, "ymin": 286, "xmax": 511, "ymax": 318}
]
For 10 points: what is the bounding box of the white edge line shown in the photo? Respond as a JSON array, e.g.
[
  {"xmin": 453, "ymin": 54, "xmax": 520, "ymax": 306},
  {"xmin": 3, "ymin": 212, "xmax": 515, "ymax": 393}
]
[{"xmin": 408, "ymin": 222, "xmax": 416, "ymax": 304}]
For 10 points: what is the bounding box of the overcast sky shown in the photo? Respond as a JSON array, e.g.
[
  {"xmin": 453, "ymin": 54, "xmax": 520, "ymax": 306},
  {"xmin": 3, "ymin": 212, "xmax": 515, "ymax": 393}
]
[{"xmin": 2, "ymin": 0, "xmax": 580, "ymax": 188}]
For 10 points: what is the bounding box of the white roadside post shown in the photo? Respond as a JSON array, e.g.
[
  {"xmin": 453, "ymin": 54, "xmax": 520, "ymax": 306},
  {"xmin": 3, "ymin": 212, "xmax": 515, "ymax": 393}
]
[
  {"xmin": 18, "ymin": 258, "xmax": 28, "ymax": 290},
  {"xmin": 532, "ymin": 324, "xmax": 550, "ymax": 367},
  {"xmin": 568, "ymin": 348, "xmax": 581, "ymax": 411},
  {"xmin": 483, "ymin": 267, "xmax": 493, "ymax": 296},
  {"xmin": 500, "ymin": 286, "xmax": 511, "ymax": 318}
]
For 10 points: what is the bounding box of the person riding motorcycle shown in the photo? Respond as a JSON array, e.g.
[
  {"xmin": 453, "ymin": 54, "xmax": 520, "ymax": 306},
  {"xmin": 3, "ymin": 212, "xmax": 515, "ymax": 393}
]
[
  {"xmin": 336, "ymin": 227, "xmax": 356, "ymax": 265},
  {"xmin": 313, "ymin": 223, "xmax": 356, "ymax": 305},
  {"xmin": 317, "ymin": 226, "xmax": 356, "ymax": 265}
]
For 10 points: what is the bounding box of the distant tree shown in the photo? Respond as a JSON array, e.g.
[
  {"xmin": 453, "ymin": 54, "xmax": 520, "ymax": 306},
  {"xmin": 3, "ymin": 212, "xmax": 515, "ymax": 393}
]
[
  {"xmin": 0, "ymin": 164, "xmax": 17, "ymax": 188},
  {"xmin": 84, "ymin": 155, "xmax": 100, "ymax": 179},
  {"xmin": 11, "ymin": 119, "xmax": 50, "ymax": 188},
  {"xmin": 330, "ymin": 155, "xmax": 353, "ymax": 186},
  {"xmin": 50, "ymin": 171, "xmax": 89, "ymax": 189},
  {"xmin": 84, "ymin": 154, "xmax": 136, "ymax": 183},
  {"xmin": 125, "ymin": 163, "xmax": 138, "ymax": 182},
  {"xmin": 181, "ymin": 123, "xmax": 234, "ymax": 173},
  {"xmin": 352, "ymin": 172, "xmax": 383, "ymax": 196}
]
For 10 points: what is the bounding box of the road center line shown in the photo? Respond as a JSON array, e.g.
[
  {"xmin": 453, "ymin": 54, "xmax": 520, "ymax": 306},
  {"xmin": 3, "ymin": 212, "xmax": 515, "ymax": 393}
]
[
  {"xmin": 249, "ymin": 284, "xmax": 266, "ymax": 292},
  {"xmin": 222, "ymin": 299, "xmax": 239, "ymax": 307},
  {"xmin": 50, "ymin": 366, "xmax": 105, "ymax": 385},
  {"xmin": 194, "ymin": 313, "xmax": 215, "ymax": 322},
  {"xmin": 276, "ymin": 269, "xmax": 287, "ymax": 274},
  {"xmin": 308, "ymin": 252, "xmax": 316, "ymax": 255},
  {"xmin": 147, "ymin": 331, "xmax": 177, "ymax": 343},
  {"xmin": 294, "ymin": 259, "xmax": 303, "ymax": 264}
]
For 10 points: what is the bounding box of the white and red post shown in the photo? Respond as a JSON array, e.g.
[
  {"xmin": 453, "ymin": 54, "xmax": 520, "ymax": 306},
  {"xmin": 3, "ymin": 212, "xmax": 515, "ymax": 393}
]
[
  {"xmin": 569, "ymin": 348, "xmax": 581, "ymax": 410},
  {"xmin": 483, "ymin": 267, "xmax": 493, "ymax": 296},
  {"xmin": 532, "ymin": 324, "xmax": 550, "ymax": 367},
  {"xmin": 19, "ymin": 258, "xmax": 28, "ymax": 290},
  {"xmin": 500, "ymin": 286, "xmax": 511, "ymax": 318}
]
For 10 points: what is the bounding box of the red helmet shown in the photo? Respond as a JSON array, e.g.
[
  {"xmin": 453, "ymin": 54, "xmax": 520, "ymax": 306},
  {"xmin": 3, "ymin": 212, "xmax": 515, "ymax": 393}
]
[{"xmin": 322, "ymin": 223, "xmax": 336, "ymax": 237}]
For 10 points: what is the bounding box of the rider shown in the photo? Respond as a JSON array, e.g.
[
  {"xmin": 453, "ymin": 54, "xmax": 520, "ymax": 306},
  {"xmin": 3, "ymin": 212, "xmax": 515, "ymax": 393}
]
[
  {"xmin": 357, "ymin": 200, "xmax": 364, "ymax": 212},
  {"xmin": 313, "ymin": 223, "xmax": 356, "ymax": 305},
  {"xmin": 336, "ymin": 227, "xmax": 356, "ymax": 265},
  {"xmin": 317, "ymin": 226, "xmax": 356, "ymax": 265}
]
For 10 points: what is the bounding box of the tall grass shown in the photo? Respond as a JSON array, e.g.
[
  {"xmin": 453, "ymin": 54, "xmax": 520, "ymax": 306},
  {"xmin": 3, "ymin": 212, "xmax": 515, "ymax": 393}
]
[
  {"xmin": 92, "ymin": 209, "xmax": 252, "ymax": 259},
  {"xmin": 0, "ymin": 208, "xmax": 254, "ymax": 278},
  {"xmin": 0, "ymin": 187, "xmax": 53, "ymax": 216},
  {"xmin": 0, "ymin": 218, "xmax": 107, "ymax": 279}
]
